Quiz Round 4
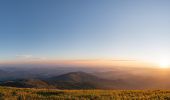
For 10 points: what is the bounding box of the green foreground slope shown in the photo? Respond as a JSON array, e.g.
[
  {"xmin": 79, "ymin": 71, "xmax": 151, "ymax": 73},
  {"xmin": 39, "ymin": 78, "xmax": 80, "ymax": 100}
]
[{"xmin": 0, "ymin": 86, "xmax": 170, "ymax": 100}]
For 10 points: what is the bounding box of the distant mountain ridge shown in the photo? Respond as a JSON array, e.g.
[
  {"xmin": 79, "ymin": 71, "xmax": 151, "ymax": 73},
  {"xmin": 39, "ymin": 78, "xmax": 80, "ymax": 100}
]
[
  {"xmin": 49, "ymin": 71, "xmax": 102, "ymax": 82},
  {"xmin": 1, "ymin": 68, "xmax": 170, "ymax": 89},
  {"xmin": 0, "ymin": 71, "xmax": 127, "ymax": 89},
  {"xmin": 46, "ymin": 71, "xmax": 107, "ymax": 89}
]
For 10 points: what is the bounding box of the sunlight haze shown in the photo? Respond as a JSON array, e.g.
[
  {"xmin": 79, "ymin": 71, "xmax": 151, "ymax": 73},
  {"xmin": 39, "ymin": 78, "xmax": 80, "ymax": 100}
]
[{"xmin": 0, "ymin": 0, "xmax": 170, "ymax": 68}]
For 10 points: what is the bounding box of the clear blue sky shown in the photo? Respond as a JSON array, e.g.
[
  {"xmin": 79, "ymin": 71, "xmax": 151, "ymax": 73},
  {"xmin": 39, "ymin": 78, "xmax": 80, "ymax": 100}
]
[{"xmin": 0, "ymin": 0, "xmax": 170, "ymax": 61}]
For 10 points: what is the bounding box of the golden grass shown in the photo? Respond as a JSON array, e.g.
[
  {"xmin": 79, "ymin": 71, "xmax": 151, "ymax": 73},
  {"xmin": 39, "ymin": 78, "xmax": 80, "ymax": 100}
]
[{"xmin": 0, "ymin": 86, "xmax": 170, "ymax": 100}]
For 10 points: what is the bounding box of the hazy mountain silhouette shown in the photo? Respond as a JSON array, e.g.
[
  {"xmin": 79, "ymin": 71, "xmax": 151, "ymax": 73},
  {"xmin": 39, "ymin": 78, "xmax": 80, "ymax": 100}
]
[
  {"xmin": 1, "ymin": 67, "xmax": 170, "ymax": 89},
  {"xmin": 46, "ymin": 71, "xmax": 116, "ymax": 89},
  {"xmin": 0, "ymin": 71, "xmax": 127, "ymax": 89}
]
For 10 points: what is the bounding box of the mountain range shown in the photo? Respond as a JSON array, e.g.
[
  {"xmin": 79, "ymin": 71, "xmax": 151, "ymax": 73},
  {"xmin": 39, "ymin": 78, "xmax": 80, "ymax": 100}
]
[
  {"xmin": 1, "ymin": 66, "xmax": 170, "ymax": 89},
  {"xmin": 0, "ymin": 71, "xmax": 128, "ymax": 89}
]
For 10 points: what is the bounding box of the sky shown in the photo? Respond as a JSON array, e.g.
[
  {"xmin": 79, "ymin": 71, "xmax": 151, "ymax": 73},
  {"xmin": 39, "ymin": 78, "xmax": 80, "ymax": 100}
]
[{"xmin": 0, "ymin": 0, "xmax": 170, "ymax": 65}]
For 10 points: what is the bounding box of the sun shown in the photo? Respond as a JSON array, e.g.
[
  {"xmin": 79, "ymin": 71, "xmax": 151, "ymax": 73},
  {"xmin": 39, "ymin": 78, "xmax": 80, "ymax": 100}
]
[{"xmin": 159, "ymin": 59, "xmax": 170, "ymax": 68}]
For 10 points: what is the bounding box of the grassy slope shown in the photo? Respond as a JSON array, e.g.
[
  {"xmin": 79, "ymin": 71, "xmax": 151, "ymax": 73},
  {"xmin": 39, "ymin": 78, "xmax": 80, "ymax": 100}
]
[{"xmin": 0, "ymin": 87, "xmax": 170, "ymax": 100}]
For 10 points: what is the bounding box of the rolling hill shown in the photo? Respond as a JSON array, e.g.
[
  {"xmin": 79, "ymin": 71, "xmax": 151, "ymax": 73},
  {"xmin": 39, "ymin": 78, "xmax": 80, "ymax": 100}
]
[
  {"xmin": 0, "ymin": 71, "xmax": 128, "ymax": 89},
  {"xmin": 1, "ymin": 68, "xmax": 170, "ymax": 89},
  {"xmin": 0, "ymin": 79, "xmax": 54, "ymax": 88}
]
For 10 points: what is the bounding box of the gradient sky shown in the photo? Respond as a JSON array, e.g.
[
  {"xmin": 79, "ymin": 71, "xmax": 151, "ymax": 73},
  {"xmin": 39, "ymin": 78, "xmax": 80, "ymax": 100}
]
[{"xmin": 0, "ymin": 0, "xmax": 170, "ymax": 63}]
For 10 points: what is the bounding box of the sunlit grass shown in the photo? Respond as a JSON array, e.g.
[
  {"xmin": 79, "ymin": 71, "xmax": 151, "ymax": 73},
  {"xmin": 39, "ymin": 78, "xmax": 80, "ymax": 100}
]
[{"xmin": 0, "ymin": 86, "xmax": 170, "ymax": 99}]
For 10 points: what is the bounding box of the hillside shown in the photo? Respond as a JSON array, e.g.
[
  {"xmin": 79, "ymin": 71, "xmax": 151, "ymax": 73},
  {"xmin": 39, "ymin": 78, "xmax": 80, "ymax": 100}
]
[
  {"xmin": 47, "ymin": 71, "xmax": 103, "ymax": 89},
  {"xmin": 1, "ymin": 70, "xmax": 170, "ymax": 89},
  {"xmin": 0, "ymin": 79, "xmax": 54, "ymax": 89},
  {"xmin": 0, "ymin": 72, "xmax": 127, "ymax": 89}
]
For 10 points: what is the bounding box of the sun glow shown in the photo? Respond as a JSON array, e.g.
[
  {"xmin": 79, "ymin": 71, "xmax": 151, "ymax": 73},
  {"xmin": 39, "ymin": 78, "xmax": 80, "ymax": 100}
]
[{"xmin": 159, "ymin": 59, "xmax": 170, "ymax": 68}]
